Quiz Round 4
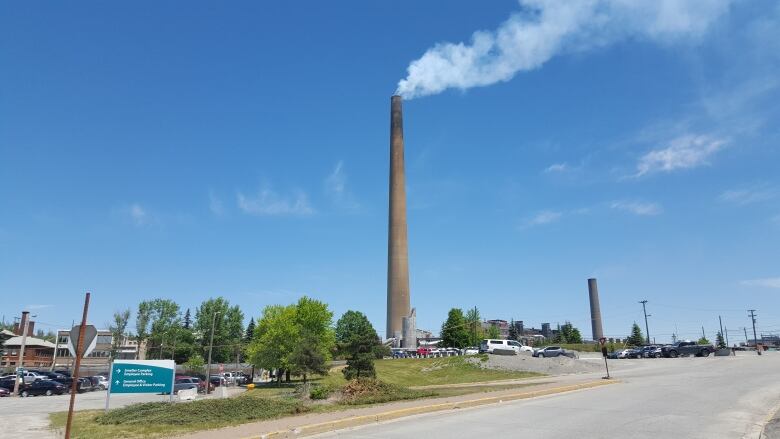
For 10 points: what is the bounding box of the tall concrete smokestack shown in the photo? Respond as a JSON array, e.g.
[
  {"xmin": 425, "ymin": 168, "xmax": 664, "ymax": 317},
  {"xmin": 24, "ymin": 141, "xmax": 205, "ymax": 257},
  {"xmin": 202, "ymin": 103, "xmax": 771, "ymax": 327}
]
[
  {"xmin": 387, "ymin": 95, "xmax": 411, "ymax": 340},
  {"xmin": 588, "ymin": 278, "xmax": 604, "ymax": 341}
]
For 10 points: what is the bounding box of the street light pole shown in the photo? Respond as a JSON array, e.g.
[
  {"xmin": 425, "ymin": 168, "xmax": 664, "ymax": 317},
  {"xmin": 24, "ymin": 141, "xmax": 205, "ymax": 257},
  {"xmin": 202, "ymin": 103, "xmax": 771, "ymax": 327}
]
[
  {"xmin": 639, "ymin": 300, "xmax": 650, "ymax": 345},
  {"xmin": 206, "ymin": 311, "xmax": 219, "ymax": 394}
]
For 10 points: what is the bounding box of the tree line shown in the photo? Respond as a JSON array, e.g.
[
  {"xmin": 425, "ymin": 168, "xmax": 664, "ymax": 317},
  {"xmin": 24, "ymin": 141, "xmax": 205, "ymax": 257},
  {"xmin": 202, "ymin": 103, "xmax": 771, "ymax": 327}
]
[{"xmin": 106, "ymin": 296, "xmax": 387, "ymax": 383}]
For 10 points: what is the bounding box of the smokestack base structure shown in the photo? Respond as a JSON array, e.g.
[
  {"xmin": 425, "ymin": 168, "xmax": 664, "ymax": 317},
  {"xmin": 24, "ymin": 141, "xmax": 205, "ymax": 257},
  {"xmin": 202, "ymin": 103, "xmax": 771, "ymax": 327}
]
[
  {"xmin": 387, "ymin": 95, "xmax": 412, "ymax": 339},
  {"xmin": 401, "ymin": 308, "xmax": 417, "ymax": 349},
  {"xmin": 588, "ymin": 278, "xmax": 604, "ymax": 341}
]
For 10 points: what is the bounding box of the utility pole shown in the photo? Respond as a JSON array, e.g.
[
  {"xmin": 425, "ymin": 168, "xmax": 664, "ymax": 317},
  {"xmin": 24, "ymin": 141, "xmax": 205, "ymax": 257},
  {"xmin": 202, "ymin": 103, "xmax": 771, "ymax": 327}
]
[
  {"xmin": 639, "ymin": 300, "xmax": 650, "ymax": 345},
  {"xmin": 12, "ymin": 311, "xmax": 31, "ymax": 397},
  {"xmin": 743, "ymin": 327, "xmax": 749, "ymax": 345},
  {"xmin": 724, "ymin": 326, "xmax": 729, "ymax": 347},
  {"xmin": 206, "ymin": 311, "xmax": 220, "ymax": 394},
  {"xmin": 472, "ymin": 306, "xmax": 477, "ymax": 347},
  {"xmin": 748, "ymin": 310, "xmax": 760, "ymax": 355},
  {"xmin": 701, "ymin": 326, "xmax": 706, "ymax": 340}
]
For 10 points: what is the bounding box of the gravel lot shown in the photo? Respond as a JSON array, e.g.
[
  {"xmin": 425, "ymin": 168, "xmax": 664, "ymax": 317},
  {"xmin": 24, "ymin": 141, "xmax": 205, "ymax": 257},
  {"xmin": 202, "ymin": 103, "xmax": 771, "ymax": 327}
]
[{"xmin": 468, "ymin": 352, "xmax": 603, "ymax": 375}]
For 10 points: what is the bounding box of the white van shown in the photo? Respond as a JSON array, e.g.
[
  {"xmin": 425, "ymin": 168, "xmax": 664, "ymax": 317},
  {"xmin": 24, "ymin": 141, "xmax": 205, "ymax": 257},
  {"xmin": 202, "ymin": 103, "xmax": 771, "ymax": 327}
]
[{"xmin": 479, "ymin": 339, "xmax": 533, "ymax": 354}]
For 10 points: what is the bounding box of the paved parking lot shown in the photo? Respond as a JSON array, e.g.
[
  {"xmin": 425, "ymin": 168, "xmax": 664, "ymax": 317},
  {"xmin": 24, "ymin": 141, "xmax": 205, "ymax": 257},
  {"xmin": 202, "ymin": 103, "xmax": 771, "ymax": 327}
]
[{"xmin": 0, "ymin": 390, "xmax": 171, "ymax": 439}]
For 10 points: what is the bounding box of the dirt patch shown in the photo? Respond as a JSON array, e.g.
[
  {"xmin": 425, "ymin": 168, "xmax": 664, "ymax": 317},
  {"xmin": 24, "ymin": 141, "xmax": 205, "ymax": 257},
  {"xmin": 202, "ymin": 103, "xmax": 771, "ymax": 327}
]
[{"xmin": 467, "ymin": 352, "xmax": 603, "ymax": 375}]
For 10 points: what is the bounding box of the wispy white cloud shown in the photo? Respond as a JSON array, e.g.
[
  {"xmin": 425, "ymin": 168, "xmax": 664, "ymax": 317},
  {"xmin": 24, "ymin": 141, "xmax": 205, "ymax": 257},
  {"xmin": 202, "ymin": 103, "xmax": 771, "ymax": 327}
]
[
  {"xmin": 120, "ymin": 203, "xmax": 156, "ymax": 227},
  {"xmin": 719, "ymin": 185, "xmax": 778, "ymax": 205},
  {"xmin": 237, "ymin": 188, "xmax": 314, "ymax": 216},
  {"xmin": 740, "ymin": 278, "xmax": 780, "ymax": 289},
  {"xmin": 520, "ymin": 210, "xmax": 562, "ymax": 229},
  {"xmin": 324, "ymin": 160, "xmax": 359, "ymax": 211},
  {"xmin": 543, "ymin": 163, "xmax": 569, "ymax": 173},
  {"xmin": 635, "ymin": 134, "xmax": 727, "ymax": 177},
  {"xmin": 610, "ymin": 200, "xmax": 663, "ymax": 216},
  {"xmin": 209, "ymin": 190, "xmax": 225, "ymax": 216}
]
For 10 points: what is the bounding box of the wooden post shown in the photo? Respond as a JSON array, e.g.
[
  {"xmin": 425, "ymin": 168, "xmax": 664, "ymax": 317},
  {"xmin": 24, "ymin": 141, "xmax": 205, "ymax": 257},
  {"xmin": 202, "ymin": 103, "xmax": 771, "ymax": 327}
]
[{"xmin": 65, "ymin": 292, "xmax": 90, "ymax": 439}]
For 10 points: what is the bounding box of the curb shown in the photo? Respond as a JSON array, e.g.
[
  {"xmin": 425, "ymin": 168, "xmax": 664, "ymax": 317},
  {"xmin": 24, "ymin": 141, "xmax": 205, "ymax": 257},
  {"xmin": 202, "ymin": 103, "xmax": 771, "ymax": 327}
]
[
  {"xmin": 759, "ymin": 400, "xmax": 780, "ymax": 439},
  {"xmin": 247, "ymin": 380, "xmax": 618, "ymax": 439}
]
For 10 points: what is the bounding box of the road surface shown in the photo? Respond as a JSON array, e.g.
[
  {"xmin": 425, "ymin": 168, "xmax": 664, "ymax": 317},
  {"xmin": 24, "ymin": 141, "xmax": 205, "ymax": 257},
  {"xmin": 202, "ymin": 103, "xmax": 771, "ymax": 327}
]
[{"xmin": 315, "ymin": 352, "xmax": 780, "ymax": 439}]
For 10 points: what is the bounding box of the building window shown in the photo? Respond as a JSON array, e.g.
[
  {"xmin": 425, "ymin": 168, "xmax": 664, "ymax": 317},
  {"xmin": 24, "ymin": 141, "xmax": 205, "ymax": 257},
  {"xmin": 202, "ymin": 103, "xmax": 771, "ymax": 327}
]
[{"xmin": 97, "ymin": 335, "xmax": 113, "ymax": 345}]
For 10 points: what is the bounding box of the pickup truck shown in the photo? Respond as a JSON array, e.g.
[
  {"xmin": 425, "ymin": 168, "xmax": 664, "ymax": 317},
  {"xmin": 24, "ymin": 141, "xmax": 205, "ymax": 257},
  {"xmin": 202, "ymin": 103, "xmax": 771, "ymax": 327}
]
[{"xmin": 661, "ymin": 341, "xmax": 714, "ymax": 358}]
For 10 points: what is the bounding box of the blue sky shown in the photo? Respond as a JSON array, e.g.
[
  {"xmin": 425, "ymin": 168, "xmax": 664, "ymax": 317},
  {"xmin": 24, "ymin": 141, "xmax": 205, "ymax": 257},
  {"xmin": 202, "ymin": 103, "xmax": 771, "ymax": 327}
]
[{"xmin": 1, "ymin": 1, "xmax": 779, "ymax": 344}]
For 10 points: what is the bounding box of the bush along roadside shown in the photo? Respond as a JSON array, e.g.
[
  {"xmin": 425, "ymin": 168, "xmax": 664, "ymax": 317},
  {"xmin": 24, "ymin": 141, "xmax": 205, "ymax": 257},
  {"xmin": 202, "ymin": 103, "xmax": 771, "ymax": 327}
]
[
  {"xmin": 338, "ymin": 378, "xmax": 435, "ymax": 405},
  {"xmin": 96, "ymin": 395, "xmax": 307, "ymax": 426}
]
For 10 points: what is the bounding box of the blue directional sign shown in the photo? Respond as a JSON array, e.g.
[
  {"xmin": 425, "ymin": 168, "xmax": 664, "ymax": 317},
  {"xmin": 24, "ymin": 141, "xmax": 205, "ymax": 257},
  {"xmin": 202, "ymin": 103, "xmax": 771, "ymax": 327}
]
[{"xmin": 109, "ymin": 360, "xmax": 175, "ymax": 394}]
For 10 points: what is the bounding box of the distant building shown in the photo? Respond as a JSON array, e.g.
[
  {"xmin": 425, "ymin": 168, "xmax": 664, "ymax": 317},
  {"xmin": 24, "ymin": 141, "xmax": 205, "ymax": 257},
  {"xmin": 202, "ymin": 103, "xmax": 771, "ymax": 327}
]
[
  {"xmin": 52, "ymin": 329, "xmax": 142, "ymax": 373},
  {"xmin": 1, "ymin": 335, "xmax": 55, "ymax": 369},
  {"xmin": 541, "ymin": 323, "xmax": 552, "ymax": 339},
  {"xmin": 483, "ymin": 320, "xmax": 509, "ymax": 339}
]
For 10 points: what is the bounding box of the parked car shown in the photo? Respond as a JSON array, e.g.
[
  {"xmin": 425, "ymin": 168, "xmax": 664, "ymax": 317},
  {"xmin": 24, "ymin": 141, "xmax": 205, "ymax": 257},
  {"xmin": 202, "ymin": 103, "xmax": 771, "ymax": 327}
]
[
  {"xmin": 463, "ymin": 346, "xmax": 479, "ymax": 355},
  {"xmin": 0, "ymin": 387, "xmax": 9, "ymax": 397},
  {"xmin": 641, "ymin": 346, "xmax": 662, "ymax": 358},
  {"xmin": 76, "ymin": 377, "xmax": 93, "ymax": 393},
  {"xmin": 625, "ymin": 348, "xmax": 644, "ymax": 359},
  {"xmin": 661, "ymin": 341, "xmax": 715, "ymax": 358},
  {"xmin": 209, "ymin": 375, "xmax": 225, "ymax": 387},
  {"xmin": 480, "ymin": 339, "xmax": 533, "ymax": 354},
  {"xmin": 31, "ymin": 371, "xmax": 73, "ymax": 388},
  {"xmin": 533, "ymin": 346, "xmax": 571, "ymax": 358},
  {"xmin": 173, "ymin": 377, "xmax": 200, "ymax": 393},
  {"xmin": 614, "ymin": 349, "xmax": 631, "ymax": 359},
  {"xmin": 92, "ymin": 376, "xmax": 108, "ymax": 390},
  {"xmin": 5, "ymin": 371, "xmax": 46, "ymax": 384},
  {"xmin": 20, "ymin": 380, "xmax": 67, "ymax": 397}
]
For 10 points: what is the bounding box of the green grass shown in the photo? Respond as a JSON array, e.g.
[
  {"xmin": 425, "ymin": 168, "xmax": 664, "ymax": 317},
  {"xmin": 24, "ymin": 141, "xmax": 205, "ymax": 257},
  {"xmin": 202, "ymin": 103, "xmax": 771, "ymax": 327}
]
[
  {"xmin": 51, "ymin": 357, "xmax": 544, "ymax": 438},
  {"xmin": 321, "ymin": 356, "xmax": 543, "ymax": 388},
  {"xmin": 50, "ymin": 393, "xmax": 308, "ymax": 439}
]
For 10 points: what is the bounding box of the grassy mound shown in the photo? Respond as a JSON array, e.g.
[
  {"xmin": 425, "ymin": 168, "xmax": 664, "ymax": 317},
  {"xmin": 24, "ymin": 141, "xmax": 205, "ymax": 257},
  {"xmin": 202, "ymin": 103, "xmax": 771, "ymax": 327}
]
[
  {"xmin": 339, "ymin": 378, "xmax": 434, "ymax": 405},
  {"xmin": 323, "ymin": 355, "xmax": 542, "ymax": 389},
  {"xmin": 96, "ymin": 394, "xmax": 306, "ymax": 426}
]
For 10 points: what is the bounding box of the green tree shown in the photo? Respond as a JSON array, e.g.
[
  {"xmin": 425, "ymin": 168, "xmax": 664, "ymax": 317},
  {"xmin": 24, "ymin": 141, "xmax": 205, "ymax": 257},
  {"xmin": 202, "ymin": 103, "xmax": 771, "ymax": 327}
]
[
  {"xmin": 194, "ymin": 297, "xmax": 244, "ymax": 363},
  {"xmin": 136, "ymin": 299, "xmax": 181, "ymax": 359},
  {"xmin": 289, "ymin": 333, "xmax": 328, "ymax": 383},
  {"xmin": 441, "ymin": 308, "xmax": 470, "ymax": 348},
  {"xmin": 464, "ymin": 307, "xmax": 484, "ymax": 346},
  {"xmin": 248, "ymin": 305, "xmax": 298, "ymax": 384},
  {"xmin": 183, "ymin": 354, "xmax": 206, "ymax": 375},
  {"xmin": 626, "ymin": 323, "xmax": 645, "ymax": 346},
  {"xmin": 554, "ymin": 322, "xmax": 583, "ymax": 344},
  {"xmin": 335, "ymin": 311, "xmax": 381, "ymax": 379},
  {"xmin": 248, "ymin": 297, "xmax": 335, "ymax": 384},
  {"xmin": 244, "ymin": 318, "xmax": 256, "ymax": 343},
  {"xmin": 508, "ymin": 319, "xmax": 518, "ymax": 341},
  {"xmin": 698, "ymin": 336, "xmax": 711, "ymax": 345},
  {"xmin": 715, "ymin": 331, "xmax": 726, "ymax": 348},
  {"xmin": 108, "ymin": 309, "xmax": 131, "ymax": 359},
  {"xmin": 183, "ymin": 309, "xmax": 192, "ymax": 330},
  {"xmin": 487, "ymin": 324, "xmax": 501, "ymax": 339}
]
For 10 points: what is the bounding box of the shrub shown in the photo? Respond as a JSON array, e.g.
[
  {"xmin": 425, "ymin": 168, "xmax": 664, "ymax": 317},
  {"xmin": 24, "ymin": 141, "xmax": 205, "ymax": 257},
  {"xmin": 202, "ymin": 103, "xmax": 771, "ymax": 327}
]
[
  {"xmin": 339, "ymin": 378, "xmax": 433, "ymax": 405},
  {"xmin": 309, "ymin": 385, "xmax": 331, "ymax": 400},
  {"xmin": 96, "ymin": 395, "xmax": 306, "ymax": 426}
]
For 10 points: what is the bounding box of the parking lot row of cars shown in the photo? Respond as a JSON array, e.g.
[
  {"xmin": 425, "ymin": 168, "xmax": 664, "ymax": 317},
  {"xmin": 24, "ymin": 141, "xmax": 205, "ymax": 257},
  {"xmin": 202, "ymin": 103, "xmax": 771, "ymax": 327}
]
[
  {"xmin": 0, "ymin": 369, "xmax": 108, "ymax": 397},
  {"xmin": 608, "ymin": 341, "xmax": 716, "ymax": 359}
]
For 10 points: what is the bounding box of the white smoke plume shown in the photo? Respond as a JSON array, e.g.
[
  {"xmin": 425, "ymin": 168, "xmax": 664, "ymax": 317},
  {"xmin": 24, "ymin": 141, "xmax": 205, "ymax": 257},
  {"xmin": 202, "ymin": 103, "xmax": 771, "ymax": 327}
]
[{"xmin": 396, "ymin": 0, "xmax": 731, "ymax": 99}]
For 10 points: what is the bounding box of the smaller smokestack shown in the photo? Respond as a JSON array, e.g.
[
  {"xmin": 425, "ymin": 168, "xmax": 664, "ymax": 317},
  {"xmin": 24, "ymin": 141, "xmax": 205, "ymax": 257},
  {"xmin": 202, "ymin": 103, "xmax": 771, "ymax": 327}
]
[{"xmin": 588, "ymin": 278, "xmax": 604, "ymax": 341}]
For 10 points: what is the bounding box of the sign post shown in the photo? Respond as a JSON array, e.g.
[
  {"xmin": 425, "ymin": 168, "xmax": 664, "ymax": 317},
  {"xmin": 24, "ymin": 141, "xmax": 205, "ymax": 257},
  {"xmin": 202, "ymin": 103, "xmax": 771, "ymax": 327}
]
[
  {"xmin": 65, "ymin": 292, "xmax": 91, "ymax": 439},
  {"xmin": 599, "ymin": 337, "xmax": 610, "ymax": 380},
  {"xmin": 105, "ymin": 359, "xmax": 176, "ymax": 411}
]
